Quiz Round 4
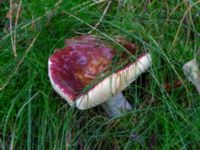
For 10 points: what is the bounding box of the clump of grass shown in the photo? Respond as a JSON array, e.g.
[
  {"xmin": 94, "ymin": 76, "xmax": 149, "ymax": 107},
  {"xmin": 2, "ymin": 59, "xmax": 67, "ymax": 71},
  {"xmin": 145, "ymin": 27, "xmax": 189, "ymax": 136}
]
[{"xmin": 0, "ymin": 0, "xmax": 200, "ymax": 149}]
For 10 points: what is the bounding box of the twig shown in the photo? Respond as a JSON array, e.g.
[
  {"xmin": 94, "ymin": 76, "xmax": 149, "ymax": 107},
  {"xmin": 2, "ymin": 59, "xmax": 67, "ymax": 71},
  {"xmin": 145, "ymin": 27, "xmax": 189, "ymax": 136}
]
[
  {"xmin": 65, "ymin": 132, "xmax": 71, "ymax": 150},
  {"xmin": 88, "ymin": 0, "xmax": 111, "ymax": 34},
  {"xmin": 183, "ymin": 59, "xmax": 200, "ymax": 94},
  {"xmin": 9, "ymin": 0, "xmax": 17, "ymax": 58},
  {"xmin": 0, "ymin": 33, "xmax": 40, "ymax": 91},
  {"xmin": 13, "ymin": 0, "xmax": 22, "ymax": 58}
]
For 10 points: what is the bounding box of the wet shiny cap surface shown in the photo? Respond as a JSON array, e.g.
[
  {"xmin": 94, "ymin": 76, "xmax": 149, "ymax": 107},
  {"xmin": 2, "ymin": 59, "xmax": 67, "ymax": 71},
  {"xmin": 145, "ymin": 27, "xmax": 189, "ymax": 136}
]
[{"xmin": 49, "ymin": 35, "xmax": 115, "ymax": 100}]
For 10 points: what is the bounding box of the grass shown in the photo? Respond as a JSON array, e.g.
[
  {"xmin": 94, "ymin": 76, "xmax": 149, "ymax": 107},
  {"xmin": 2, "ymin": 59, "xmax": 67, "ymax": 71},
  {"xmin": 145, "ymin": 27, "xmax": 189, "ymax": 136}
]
[{"xmin": 0, "ymin": 0, "xmax": 200, "ymax": 149}]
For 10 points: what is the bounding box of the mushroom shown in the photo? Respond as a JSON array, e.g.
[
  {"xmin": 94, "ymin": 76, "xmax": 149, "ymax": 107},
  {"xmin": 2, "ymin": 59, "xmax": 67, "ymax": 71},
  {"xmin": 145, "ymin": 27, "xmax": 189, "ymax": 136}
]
[
  {"xmin": 48, "ymin": 35, "xmax": 152, "ymax": 117},
  {"xmin": 183, "ymin": 59, "xmax": 200, "ymax": 95}
]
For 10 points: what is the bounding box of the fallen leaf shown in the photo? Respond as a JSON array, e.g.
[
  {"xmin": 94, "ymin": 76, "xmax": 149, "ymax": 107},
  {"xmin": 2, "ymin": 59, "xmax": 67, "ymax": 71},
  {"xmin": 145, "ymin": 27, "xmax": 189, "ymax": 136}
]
[{"xmin": 164, "ymin": 79, "xmax": 183, "ymax": 92}]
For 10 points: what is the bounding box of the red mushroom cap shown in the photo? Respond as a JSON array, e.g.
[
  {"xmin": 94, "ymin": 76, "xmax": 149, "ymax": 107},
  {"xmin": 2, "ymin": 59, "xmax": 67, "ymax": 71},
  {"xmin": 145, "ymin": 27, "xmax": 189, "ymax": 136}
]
[{"xmin": 48, "ymin": 35, "xmax": 115, "ymax": 105}]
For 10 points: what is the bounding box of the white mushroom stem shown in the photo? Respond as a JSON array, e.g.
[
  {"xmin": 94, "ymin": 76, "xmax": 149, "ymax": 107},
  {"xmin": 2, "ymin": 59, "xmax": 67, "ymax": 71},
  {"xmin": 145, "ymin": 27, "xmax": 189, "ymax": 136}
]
[
  {"xmin": 101, "ymin": 92, "xmax": 132, "ymax": 117},
  {"xmin": 183, "ymin": 59, "xmax": 200, "ymax": 94},
  {"xmin": 100, "ymin": 54, "xmax": 152, "ymax": 118}
]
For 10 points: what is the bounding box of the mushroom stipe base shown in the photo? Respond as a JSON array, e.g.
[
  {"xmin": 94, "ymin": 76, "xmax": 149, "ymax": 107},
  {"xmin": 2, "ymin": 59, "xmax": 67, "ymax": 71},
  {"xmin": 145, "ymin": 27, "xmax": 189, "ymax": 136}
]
[{"xmin": 101, "ymin": 92, "xmax": 132, "ymax": 117}]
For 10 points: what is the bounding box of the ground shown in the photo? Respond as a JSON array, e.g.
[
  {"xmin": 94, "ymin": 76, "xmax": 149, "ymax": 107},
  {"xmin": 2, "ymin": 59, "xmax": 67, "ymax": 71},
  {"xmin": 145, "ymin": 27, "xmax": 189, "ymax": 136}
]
[{"xmin": 0, "ymin": 0, "xmax": 200, "ymax": 149}]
